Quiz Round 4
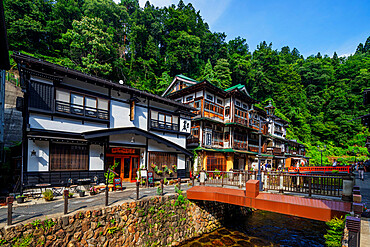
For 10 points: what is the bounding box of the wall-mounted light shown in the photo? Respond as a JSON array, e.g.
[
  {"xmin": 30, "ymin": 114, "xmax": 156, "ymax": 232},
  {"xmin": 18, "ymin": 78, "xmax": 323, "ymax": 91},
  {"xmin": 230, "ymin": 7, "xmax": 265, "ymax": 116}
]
[
  {"xmin": 131, "ymin": 134, "xmax": 135, "ymax": 143},
  {"xmin": 31, "ymin": 150, "xmax": 37, "ymax": 156}
]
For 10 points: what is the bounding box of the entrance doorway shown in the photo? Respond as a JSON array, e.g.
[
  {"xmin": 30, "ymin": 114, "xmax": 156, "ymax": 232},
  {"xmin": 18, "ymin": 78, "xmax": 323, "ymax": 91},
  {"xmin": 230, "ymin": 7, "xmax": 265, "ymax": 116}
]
[{"xmin": 106, "ymin": 155, "xmax": 139, "ymax": 182}]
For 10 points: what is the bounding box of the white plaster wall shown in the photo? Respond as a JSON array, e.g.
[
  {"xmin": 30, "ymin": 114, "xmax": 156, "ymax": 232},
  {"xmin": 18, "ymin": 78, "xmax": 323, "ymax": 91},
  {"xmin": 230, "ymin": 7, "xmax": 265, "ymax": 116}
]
[
  {"xmin": 110, "ymin": 100, "xmax": 148, "ymax": 130},
  {"xmin": 196, "ymin": 91, "xmax": 203, "ymax": 98},
  {"xmin": 184, "ymin": 93, "xmax": 195, "ymax": 102},
  {"xmin": 148, "ymin": 139, "xmax": 177, "ymax": 152},
  {"xmin": 205, "ymin": 91, "xmax": 214, "ymax": 102},
  {"xmin": 178, "ymin": 154, "xmax": 185, "ymax": 169},
  {"xmin": 30, "ymin": 114, "xmax": 106, "ymax": 133},
  {"xmin": 109, "ymin": 133, "xmax": 146, "ymax": 146},
  {"xmin": 89, "ymin": 144, "xmax": 104, "ymax": 171},
  {"xmin": 28, "ymin": 140, "xmax": 49, "ymax": 172},
  {"xmin": 149, "ymin": 131, "xmax": 186, "ymax": 147}
]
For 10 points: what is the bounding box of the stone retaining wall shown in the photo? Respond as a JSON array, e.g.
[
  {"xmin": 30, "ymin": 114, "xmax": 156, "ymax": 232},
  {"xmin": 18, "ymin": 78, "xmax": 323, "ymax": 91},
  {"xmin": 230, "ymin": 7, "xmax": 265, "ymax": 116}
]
[{"xmin": 0, "ymin": 194, "xmax": 247, "ymax": 246}]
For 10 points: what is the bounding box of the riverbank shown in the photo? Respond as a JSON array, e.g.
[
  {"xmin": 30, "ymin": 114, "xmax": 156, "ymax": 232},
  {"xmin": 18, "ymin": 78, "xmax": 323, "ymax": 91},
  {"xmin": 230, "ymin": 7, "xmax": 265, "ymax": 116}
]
[{"xmin": 0, "ymin": 193, "xmax": 244, "ymax": 246}]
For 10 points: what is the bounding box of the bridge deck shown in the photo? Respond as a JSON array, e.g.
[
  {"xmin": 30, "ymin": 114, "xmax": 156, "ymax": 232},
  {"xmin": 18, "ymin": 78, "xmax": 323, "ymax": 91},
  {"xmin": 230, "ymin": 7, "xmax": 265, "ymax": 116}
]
[{"xmin": 187, "ymin": 183, "xmax": 351, "ymax": 221}]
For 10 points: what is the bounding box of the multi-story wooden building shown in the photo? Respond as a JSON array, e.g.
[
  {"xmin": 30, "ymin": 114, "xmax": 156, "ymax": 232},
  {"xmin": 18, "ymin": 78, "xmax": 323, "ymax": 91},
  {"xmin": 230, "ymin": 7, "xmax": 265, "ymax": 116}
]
[
  {"xmin": 163, "ymin": 75, "xmax": 307, "ymax": 172},
  {"xmin": 14, "ymin": 53, "xmax": 194, "ymax": 188},
  {"xmin": 163, "ymin": 75, "xmax": 271, "ymax": 172}
]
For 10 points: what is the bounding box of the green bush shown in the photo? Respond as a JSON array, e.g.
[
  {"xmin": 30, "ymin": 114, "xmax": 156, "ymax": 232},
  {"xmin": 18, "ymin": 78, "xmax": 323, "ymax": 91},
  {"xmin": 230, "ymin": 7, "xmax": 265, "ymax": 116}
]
[
  {"xmin": 324, "ymin": 216, "xmax": 345, "ymax": 247},
  {"xmin": 156, "ymin": 186, "xmax": 162, "ymax": 196},
  {"xmin": 42, "ymin": 189, "xmax": 54, "ymax": 201}
]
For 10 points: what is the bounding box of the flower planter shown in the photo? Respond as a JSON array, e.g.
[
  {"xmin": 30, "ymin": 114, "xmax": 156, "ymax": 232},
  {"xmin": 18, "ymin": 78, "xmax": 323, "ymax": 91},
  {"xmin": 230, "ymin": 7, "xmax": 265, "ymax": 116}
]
[
  {"xmin": 16, "ymin": 196, "xmax": 26, "ymax": 203},
  {"xmin": 79, "ymin": 191, "xmax": 85, "ymax": 197},
  {"xmin": 90, "ymin": 192, "xmax": 96, "ymax": 196}
]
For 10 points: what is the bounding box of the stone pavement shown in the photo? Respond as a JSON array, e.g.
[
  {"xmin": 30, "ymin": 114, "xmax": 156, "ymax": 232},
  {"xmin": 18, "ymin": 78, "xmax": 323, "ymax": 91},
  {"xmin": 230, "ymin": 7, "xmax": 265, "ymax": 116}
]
[
  {"xmin": 354, "ymin": 171, "xmax": 370, "ymax": 247},
  {"xmin": 0, "ymin": 183, "xmax": 191, "ymax": 228}
]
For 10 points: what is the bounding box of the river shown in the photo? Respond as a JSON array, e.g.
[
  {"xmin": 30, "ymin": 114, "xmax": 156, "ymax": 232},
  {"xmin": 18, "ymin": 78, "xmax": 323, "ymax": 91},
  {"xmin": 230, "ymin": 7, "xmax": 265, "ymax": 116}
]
[{"xmin": 180, "ymin": 210, "xmax": 327, "ymax": 247}]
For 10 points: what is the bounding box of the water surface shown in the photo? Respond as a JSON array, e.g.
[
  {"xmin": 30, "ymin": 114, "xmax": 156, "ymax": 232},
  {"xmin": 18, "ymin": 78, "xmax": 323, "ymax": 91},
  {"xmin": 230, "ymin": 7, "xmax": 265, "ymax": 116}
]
[{"xmin": 180, "ymin": 210, "xmax": 326, "ymax": 247}]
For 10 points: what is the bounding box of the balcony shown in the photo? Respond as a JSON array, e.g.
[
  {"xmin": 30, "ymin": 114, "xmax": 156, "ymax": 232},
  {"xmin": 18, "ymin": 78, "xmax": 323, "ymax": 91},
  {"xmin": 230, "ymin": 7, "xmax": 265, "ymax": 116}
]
[
  {"xmin": 234, "ymin": 115, "xmax": 248, "ymax": 126},
  {"xmin": 187, "ymin": 136, "xmax": 200, "ymax": 146},
  {"xmin": 150, "ymin": 119, "xmax": 179, "ymax": 132},
  {"xmin": 204, "ymin": 139, "xmax": 224, "ymax": 149},
  {"xmin": 55, "ymin": 101, "xmax": 109, "ymax": 120},
  {"xmin": 233, "ymin": 140, "xmax": 248, "ymax": 150},
  {"xmin": 203, "ymin": 99, "xmax": 224, "ymax": 122},
  {"xmin": 249, "ymin": 118, "xmax": 259, "ymax": 129},
  {"xmin": 272, "ymin": 147, "xmax": 284, "ymax": 155}
]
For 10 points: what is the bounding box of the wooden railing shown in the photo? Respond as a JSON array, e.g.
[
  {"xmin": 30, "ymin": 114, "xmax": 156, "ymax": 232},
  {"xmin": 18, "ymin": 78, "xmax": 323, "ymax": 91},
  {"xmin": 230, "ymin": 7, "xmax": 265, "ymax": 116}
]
[
  {"xmin": 150, "ymin": 119, "xmax": 179, "ymax": 131},
  {"xmin": 265, "ymin": 172, "xmax": 345, "ymax": 197},
  {"xmin": 203, "ymin": 99, "xmax": 224, "ymax": 121},
  {"xmin": 55, "ymin": 101, "xmax": 109, "ymax": 120},
  {"xmin": 198, "ymin": 170, "xmax": 349, "ymax": 198},
  {"xmin": 288, "ymin": 166, "xmax": 352, "ymax": 173},
  {"xmin": 202, "ymin": 171, "xmax": 257, "ymax": 188},
  {"xmin": 233, "ymin": 140, "xmax": 248, "ymax": 150},
  {"xmin": 186, "ymin": 136, "xmax": 199, "ymax": 146}
]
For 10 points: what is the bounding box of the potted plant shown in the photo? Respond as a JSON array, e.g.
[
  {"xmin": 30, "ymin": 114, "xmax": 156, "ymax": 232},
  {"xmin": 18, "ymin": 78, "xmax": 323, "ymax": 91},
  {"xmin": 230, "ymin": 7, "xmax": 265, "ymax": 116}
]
[
  {"xmin": 90, "ymin": 186, "xmax": 98, "ymax": 195},
  {"xmin": 78, "ymin": 190, "xmax": 85, "ymax": 197},
  {"xmin": 16, "ymin": 195, "xmax": 26, "ymax": 203},
  {"xmin": 43, "ymin": 189, "xmax": 54, "ymax": 201}
]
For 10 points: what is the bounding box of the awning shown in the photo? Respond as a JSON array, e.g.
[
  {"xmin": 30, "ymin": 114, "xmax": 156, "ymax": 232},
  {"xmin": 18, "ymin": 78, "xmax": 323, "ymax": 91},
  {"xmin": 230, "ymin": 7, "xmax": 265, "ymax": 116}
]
[{"xmin": 83, "ymin": 127, "xmax": 193, "ymax": 157}]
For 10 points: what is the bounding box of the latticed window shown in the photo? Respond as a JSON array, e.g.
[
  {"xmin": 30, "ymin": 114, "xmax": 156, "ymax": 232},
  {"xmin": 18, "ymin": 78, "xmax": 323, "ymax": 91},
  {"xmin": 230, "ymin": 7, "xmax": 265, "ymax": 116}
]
[
  {"xmin": 206, "ymin": 153, "xmax": 226, "ymax": 171},
  {"xmin": 50, "ymin": 143, "xmax": 88, "ymax": 171},
  {"xmin": 149, "ymin": 152, "xmax": 177, "ymax": 167}
]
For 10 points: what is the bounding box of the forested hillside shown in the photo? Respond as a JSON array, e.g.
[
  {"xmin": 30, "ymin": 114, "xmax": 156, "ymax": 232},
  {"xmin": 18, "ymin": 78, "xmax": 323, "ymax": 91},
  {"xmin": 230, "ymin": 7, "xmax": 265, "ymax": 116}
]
[{"xmin": 4, "ymin": 0, "xmax": 370, "ymax": 164}]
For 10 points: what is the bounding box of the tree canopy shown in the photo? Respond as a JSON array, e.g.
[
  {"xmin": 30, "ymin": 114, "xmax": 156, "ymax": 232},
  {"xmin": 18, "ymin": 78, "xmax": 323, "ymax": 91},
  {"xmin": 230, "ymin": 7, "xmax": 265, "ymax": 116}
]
[{"xmin": 4, "ymin": 0, "xmax": 370, "ymax": 164}]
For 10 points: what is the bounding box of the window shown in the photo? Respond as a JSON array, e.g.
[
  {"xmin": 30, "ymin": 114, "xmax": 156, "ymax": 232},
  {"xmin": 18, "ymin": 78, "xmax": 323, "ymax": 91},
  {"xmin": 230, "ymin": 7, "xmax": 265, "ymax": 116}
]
[
  {"xmin": 206, "ymin": 153, "xmax": 226, "ymax": 171},
  {"xmin": 149, "ymin": 152, "xmax": 177, "ymax": 169},
  {"xmin": 217, "ymin": 99, "xmax": 223, "ymax": 105},
  {"xmin": 242, "ymin": 104, "xmax": 248, "ymax": 109},
  {"xmin": 191, "ymin": 127, "xmax": 199, "ymax": 137},
  {"xmin": 206, "ymin": 94, "xmax": 213, "ymax": 101},
  {"xmin": 225, "ymin": 107, "xmax": 230, "ymax": 117},
  {"xmin": 235, "ymin": 101, "xmax": 241, "ymax": 107},
  {"xmin": 50, "ymin": 143, "xmax": 88, "ymax": 171},
  {"xmin": 150, "ymin": 110, "xmax": 179, "ymax": 131},
  {"xmin": 55, "ymin": 89, "xmax": 109, "ymax": 120},
  {"xmin": 186, "ymin": 96, "xmax": 193, "ymax": 102}
]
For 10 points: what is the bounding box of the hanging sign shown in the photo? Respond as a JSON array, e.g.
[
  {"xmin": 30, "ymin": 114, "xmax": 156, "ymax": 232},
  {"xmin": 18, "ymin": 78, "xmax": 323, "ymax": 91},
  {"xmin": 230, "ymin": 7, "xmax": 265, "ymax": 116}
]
[{"xmin": 180, "ymin": 118, "xmax": 191, "ymax": 133}]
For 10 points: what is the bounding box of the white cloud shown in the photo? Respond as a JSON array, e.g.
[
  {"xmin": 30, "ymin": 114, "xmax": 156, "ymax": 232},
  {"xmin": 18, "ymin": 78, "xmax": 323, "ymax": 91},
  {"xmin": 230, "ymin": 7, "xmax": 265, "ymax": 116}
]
[{"xmin": 338, "ymin": 53, "xmax": 352, "ymax": 58}]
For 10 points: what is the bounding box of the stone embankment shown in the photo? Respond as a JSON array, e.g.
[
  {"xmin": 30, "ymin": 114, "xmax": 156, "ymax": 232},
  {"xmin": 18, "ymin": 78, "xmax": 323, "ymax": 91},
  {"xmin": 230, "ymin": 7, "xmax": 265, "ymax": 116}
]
[{"xmin": 0, "ymin": 194, "xmax": 247, "ymax": 246}]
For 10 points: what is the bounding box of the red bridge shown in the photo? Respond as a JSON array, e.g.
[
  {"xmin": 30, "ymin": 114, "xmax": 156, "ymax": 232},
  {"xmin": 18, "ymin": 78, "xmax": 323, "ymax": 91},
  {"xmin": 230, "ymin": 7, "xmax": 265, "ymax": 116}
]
[{"xmin": 187, "ymin": 180, "xmax": 352, "ymax": 222}]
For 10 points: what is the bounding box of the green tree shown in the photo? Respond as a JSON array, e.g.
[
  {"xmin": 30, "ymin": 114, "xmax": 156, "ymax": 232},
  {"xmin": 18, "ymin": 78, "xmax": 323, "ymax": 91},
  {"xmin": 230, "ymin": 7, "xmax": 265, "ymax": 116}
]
[
  {"xmin": 214, "ymin": 58, "xmax": 232, "ymax": 89},
  {"xmin": 60, "ymin": 16, "xmax": 114, "ymax": 76}
]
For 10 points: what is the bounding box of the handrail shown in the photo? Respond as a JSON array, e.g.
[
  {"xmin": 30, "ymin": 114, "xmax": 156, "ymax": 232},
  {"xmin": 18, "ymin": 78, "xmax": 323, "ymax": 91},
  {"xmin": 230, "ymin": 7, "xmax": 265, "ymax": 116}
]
[
  {"xmin": 288, "ymin": 166, "xmax": 352, "ymax": 173},
  {"xmin": 55, "ymin": 100, "xmax": 109, "ymax": 120},
  {"xmin": 199, "ymin": 170, "xmax": 347, "ymax": 198}
]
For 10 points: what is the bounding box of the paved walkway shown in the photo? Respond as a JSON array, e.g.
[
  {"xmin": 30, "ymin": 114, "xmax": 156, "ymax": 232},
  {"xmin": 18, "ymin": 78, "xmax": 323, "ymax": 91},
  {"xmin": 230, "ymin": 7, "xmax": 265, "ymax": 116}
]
[
  {"xmin": 0, "ymin": 184, "xmax": 190, "ymax": 228},
  {"xmin": 354, "ymin": 171, "xmax": 370, "ymax": 247}
]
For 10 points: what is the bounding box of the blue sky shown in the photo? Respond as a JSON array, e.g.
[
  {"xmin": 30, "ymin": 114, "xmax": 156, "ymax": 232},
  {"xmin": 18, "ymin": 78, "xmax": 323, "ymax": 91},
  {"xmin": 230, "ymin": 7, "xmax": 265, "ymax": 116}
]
[{"xmin": 133, "ymin": 0, "xmax": 370, "ymax": 58}]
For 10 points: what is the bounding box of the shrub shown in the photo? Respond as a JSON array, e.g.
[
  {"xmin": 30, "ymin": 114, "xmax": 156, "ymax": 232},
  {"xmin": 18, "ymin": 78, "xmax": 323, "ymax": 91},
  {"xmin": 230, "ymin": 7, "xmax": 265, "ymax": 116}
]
[
  {"xmin": 42, "ymin": 189, "xmax": 54, "ymax": 201},
  {"xmin": 324, "ymin": 216, "xmax": 345, "ymax": 247},
  {"xmin": 156, "ymin": 186, "xmax": 162, "ymax": 196}
]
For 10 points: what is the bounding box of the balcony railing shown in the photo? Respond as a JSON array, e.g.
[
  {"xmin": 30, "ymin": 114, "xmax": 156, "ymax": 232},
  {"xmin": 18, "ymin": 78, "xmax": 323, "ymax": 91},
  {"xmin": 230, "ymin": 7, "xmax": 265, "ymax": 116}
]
[
  {"xmin": 249, "ymin": 118, "xmax": 259, "ymax": 128},
  {"xmin": 55, "ymin": 101, "xmax": 109, "ymax": 120},
  {"xmin": 186, "ymin": 136, "xmax": 200, "ymax": 146},
  {"xmin": 203, "ymin": 99, "xmax": 224, "ymax": 122},
  {"xmin": 234, "ymin": 115, "xmax": 248, "ymax": 126},
  {"xmin": 272, "ymin": 147, "xmax": 283, "ymax": 155},
  {"xmin": 150, "ymin": 119, "xmax": 179, "ymax": 131},
  {"xmin": 233, "ymin": 140, "xmax": 248, "ymax": 150},
  {"xmin": 203, "ymin": 139, "xmax": 224, "ymax": 148}
]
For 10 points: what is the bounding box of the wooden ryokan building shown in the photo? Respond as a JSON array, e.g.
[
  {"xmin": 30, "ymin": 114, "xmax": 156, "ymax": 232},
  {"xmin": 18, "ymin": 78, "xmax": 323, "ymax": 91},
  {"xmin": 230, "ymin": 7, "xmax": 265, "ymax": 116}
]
[{"xmin": 163, "ymin": 75, "xmax": 307, "ymax": 172}]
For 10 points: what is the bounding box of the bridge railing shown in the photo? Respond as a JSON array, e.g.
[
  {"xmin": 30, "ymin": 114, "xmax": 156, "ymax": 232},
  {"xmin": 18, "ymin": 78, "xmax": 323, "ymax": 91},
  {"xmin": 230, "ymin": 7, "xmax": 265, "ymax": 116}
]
[
  {"xmin": 203, "ymin": 170, "xmax": 257, "ymax": 188},
  {"xmin": 200, "ymin": 170, "xmax": 348, "ymax": 198},
  {"xmin": 265, "ymin": 172, "xmax": 344, "ymax": 197}
]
